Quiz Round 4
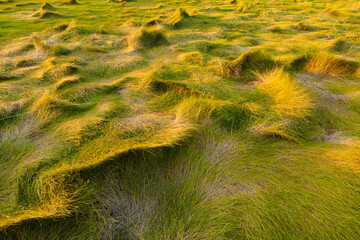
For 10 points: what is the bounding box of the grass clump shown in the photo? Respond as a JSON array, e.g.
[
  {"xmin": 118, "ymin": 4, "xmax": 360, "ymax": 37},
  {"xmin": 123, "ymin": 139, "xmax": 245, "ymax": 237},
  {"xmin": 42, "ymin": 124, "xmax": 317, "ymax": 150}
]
[
  {"xmin": 328, "ymin": 37, "xmax": 351, "ymax": 53},
  {"xmin": 54, "ymin": 75, "xmax": 81, "ymax": 90},
  {"xmin": 14, "ymin": 58, "xmax": 37, "ymax": 68},
  {"xmin": 34, "ymin": 11, "xmax": 62, "ymax": 19},
  {"xmin": 322, "ymin": 7, "xmax": 342, "ymax": 17},
  {"xmin": 256, "ymin": 67, "xmax": 312, "ymax": 119},
  {"xmin": 50, "ymin": 23, "xmax": 70, "ymax": 32},
  {"xmin": 236, "ymin": 1, "xmax": 247, "ymax": 14},
  {"xmin": 168, "ymin": 8, "xmax": 190, "ymax": 28},
  {"xmin": 356, "ymin": 68, "xmax": 360, "ymax": 78},
  {"xmin": 61, "ymin": 0, "xmax": 79, "ymax": 5},
  {"xmin": 289, "ymin": 54, "xmax": 312, "ymax": 72},
  {"xmin": 225, "ymin": 49, "xmax": 278, "ymax": 81},
  {"xmin": 128, "ymin": 26, "xmax": 169, "ymax": 50},
  {"xmin": 305, "ymin": 53, "xmax": 357, "ymax": 77},
  {"xmin": 179, "ymin": 51, "xmax": 204, "ymax": 65},
  {"xmin": 36, "ymin": 57, "xmax": 78, "ymax": 80},
  {"xmin": 144, "ymin": 17, "xmax": 162, "ymax": 27},
  {"xmin": 293, "ymin": 21, "xmax": 312, "ymax": 31},
  {"xmin": 41, "ymin": 2, "xmax": 55, "ymax": 11},
  {"xmin": 251, "ymin": 67, "xmax": 313, "ymax": 140}
]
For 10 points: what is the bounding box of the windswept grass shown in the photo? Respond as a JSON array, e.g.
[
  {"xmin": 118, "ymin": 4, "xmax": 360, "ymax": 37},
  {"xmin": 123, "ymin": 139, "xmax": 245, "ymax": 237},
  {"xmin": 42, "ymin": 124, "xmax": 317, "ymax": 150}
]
[
  {"xmin": 225, "ymin": 49, "xmax": 278, "ymax": 81},
  {"xmin": 256, "ymin": 67, "xmax": 312, "ymax": 119},
  {"xmin": 250, "ymin": 67, "xmax": 313, "ymax": 141},
  {"xmin": 128, "ymin": 26, "xmax": 169, "ymax": 50},
  {"xmin": 1, "ymin": 0, "xmax": 360, "ymax": 239},
  {"xmin": 168, "ymin": 8, "xmax": 190, "ymax": 28},
  {"xmin": 305, "ymin": 53, "xmax": 355, "ymax": 77}
]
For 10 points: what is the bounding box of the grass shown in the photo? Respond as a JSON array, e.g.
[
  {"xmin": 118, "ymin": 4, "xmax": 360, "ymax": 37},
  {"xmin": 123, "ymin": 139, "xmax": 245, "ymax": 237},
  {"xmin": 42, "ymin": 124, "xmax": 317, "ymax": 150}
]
[
  {"xmin": 128, "ymin": 26, "xmax": 169, "ymax": 50},
  {"xmin": 1, "ymin": 0, "xmax": 360, "ymax": 239}
]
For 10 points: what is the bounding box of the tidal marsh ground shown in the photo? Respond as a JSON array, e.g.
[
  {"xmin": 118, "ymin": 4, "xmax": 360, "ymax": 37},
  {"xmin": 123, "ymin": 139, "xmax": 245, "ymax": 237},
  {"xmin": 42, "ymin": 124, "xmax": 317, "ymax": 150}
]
[{"xmin": 1, "ymin": 0, "xmax": 360, "ymax": 239}]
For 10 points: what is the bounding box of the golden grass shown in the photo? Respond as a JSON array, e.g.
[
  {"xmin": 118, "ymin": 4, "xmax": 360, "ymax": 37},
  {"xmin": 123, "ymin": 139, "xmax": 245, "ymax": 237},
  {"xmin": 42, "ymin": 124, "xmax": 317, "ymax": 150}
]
[
  {"xmin": 351, "ymin": 2, "xmax": 360, "ymax": 12},
  {"xmin": 356, "ymin": 68, "xmax": 360, "ymax": 78},
  {"xmin": 0, "ymin": 37, "xmax": 34, "ymax": 57},
  {"xmin": 30, "ymin": 90, "xmax": 59, "ymax": 121},
  {"xmin": 32, "ymin": 57, "xmax": 77, "ymax": 79},
  {"xmin": 250, "ymin": 119, "xmax": 295, "ymax": 141},
  {"xmin": 179, "ymin": 51, "xmax": 204, "ymax": 65},
  {"xmin": 322, "ymin": 7, "xmax": 342, "ymax": 17},
  {"xmin": 237, "ymin": 1, "xmax": 247, "ymax": 14},
  {"xmin": 54, "ymin": 75, "xmax": 81, "ymax": 90},
  {"xmin": 249, "ymin": 68, "xmax": 313, "ymax": 141},
  {"xmin": 327, "ymin": 37, "xmax": 350, "ymax": 53},
  {"xmin": 168, "ymin": 8, "xmax": 189, "ymax": 28},
  {"xmin": 325, "ymin": 140, "xmax": 360, "ymax": 174},
  {"xmin": 0, "ymin": 108, "xmax": 196, "ymax": 230},
  {"xmin": 174, "ymin": 96, "xmax": 228, "ymax": 122},
  {"xmin": 127, "ymin": 26, "xmax": 169, "ymax": 50},
  {"xmin": 293, "ymin": 21, "xmax": 311, "ymax": 31},
  {"xmin": 305, "ymin": 53, "xmax": 348, "ymax": 77},
  {"xmin": 255, "ymin": 67, "xmax": 312, "ymax": 119}
]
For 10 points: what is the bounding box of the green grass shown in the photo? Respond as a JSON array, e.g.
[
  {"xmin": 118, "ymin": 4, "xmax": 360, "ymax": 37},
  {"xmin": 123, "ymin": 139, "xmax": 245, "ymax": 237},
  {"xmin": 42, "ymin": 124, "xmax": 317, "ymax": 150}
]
[{"xmin": 1, "ymin": 0, "xmax": 360, "ymax": 239}]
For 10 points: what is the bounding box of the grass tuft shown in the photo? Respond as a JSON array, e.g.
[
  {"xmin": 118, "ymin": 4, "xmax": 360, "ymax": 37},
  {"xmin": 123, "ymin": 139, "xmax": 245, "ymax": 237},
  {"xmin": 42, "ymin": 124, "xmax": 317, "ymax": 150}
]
[
  {"xmin": 236, "ymin": 1, "xmax": 247, "ymax": 14},
  {"xmin": 179, "ymin": 51, "xmax": 204, "ymax": 65},
  {"xmin": 328, "ymin": 37, "xmax": 351, "ymax": 53},
  {"xmin": 144, "ymin": 17, "xmax": 162, "ymax": 27},
  {"xmin": 250, "ymin": 68, "xmax": 313, "ymax": 141},
  {"xmin": 34, "ymin": 10, "xmax": 63, "ymax": 19},
  {"xmin": 293, "ymin": 21, "xmax": 312, "ymax": 31},
  {"xmin": 128, "ymin": 26, "xmax": 169, "ymax": 50},
  {"xmin": 255, "ymin": 67, "xmax": 313, "ymax": 119},
  {"xmin": 61, "ymin": 0, "xmax": 79, "ymax": 5},
  {"xmin": 322, "ymin": 7, "xmax": 342, "ymax": 17},
  {"xmin": 168, "ymin": 8, "xmax": 190, "ymax": 28},
  {"xmin": 225, "ymin": 49, "xmax": 278, "ymax": 81},
  {"xmin": 41, "ymin": 2, "xmax": 55, "ymax": 11},
  {"xmin": 305, "ymin": 53, "xmax": 357, "ymax": 77}
]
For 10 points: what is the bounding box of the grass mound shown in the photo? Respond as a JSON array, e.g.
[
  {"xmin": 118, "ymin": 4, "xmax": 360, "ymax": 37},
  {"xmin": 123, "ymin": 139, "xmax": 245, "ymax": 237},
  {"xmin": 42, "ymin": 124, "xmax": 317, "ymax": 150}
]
[
  {"xmin": 41, "ymin": 2, "xmax": 55, "ymax": 11},
  {"xmin": 293, "ymin": 21, "xmax": 312, "ymax": 31},
  {"xmin": 60, "ymin": 0, "xmax": 79, "ymax": 5},
  {"xmin": 179, "ymin": 51, "xmax": 204, "ymax": 65},
  {"xmin": 251, "ymin": 67, "xmax": 313, "ymax": 140},
  {"xmin": 144, "ymin": 17, "xmax": 162, "ymax": 27},
  {"xmin": 33, "ymin": 10, "xmax": 62, "ymax": 19},
  {"xmin": 256, "ymin": 67, "xmax": 312, "ymax": 119},
  {"xmin": 2, "ymin": 0, "xmax": 360, "ymax": 238},
  {"xmin": 328, "ymin": 37, "xmax": 351, "ymax": 53},
  {"xmin": 322, "ymin": 7, "xmax": 342, "ymax": 17},
  {"xmin": 236, "ymin": 1, "xmax": 247, "ymax": 14},
  {"xmin": 168, "ymin": 8, "xmax": 190, "ymax": 28},
  {"xmin": 54, "ymin": 75, "xmax": 81, "ymax": 90},
  {"xmin": 224, "ymin": 49, "xmax": 278, "ymax": 81},
  {"xmin": 128, "ymin": 26, "xmax": 169, "ymax": 50},
  {"xmin": 305, "ymin": 53, "xmax": 358, "ymax": 77},
  {"xmin": 14, "ymin": 58, "xmax": 37, "ymax": 68}
]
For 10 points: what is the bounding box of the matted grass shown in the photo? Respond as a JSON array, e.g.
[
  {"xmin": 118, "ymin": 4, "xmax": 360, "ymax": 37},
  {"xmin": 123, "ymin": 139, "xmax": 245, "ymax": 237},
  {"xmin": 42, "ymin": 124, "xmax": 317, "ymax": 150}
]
[{"xmin": 1, "ymin": 0, "xmax": 360, "ymax": 239}]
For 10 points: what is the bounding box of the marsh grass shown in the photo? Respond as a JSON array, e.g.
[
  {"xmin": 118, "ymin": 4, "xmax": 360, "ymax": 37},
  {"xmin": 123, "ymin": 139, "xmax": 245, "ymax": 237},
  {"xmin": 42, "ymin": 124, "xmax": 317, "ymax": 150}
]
[
  {"xmin": 1, "ymin": 0, "xmax": 360, "ymax": 238},
  {"xmin": 168, "ymin": 8, "xmax": 190, "ymax": 28},
  {"xmin": 128, "ymin": 26, "xmax": 169, "ymax": 50},
  {"xmin": 225, "ymin": 49, "xmax": 278, "ymax": 81}
]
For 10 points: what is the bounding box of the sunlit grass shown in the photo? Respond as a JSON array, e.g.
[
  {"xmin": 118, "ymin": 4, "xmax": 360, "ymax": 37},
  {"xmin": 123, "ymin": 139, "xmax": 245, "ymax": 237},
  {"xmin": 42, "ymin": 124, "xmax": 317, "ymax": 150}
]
[{"xmin": 1, "ymin": 0, "xmax": 360, "ymax": 238}]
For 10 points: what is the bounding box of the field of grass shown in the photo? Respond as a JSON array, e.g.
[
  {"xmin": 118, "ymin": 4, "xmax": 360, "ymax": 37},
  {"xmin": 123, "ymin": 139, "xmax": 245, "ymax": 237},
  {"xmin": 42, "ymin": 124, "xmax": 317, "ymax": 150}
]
[{"xmin": 1, "ymin": 0, "xmax": 360, "ymax": 239}]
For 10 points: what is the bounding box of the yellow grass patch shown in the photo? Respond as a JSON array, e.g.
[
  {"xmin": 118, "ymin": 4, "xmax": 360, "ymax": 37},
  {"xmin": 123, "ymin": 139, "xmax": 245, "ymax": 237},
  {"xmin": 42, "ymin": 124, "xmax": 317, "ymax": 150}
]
[
  {"xmin": 255, "ymin": 67, "xmax": 312, "ymax": 119},
  {"xmin": 305, "ymin": 53, "xmax": 348, "ymax": 77}
]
